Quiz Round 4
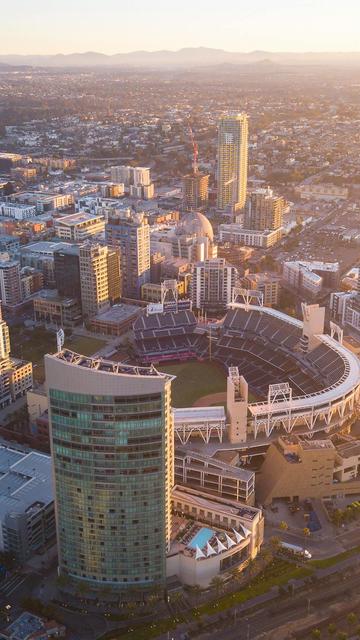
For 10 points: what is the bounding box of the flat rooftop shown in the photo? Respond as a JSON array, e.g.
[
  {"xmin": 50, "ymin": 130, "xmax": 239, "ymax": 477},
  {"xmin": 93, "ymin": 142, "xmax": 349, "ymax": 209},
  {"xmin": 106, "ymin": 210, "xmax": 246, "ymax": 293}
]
[
  {"xmin": 176, "ymin": 447, "xmax": 254, "ymax": 483},
  {"xmin": 336, "ymin": 440, "xmax": 360, "ymax": 459},
  {"xmin": 56, "ymin": 211, "xmax": 104, "ymax": 226},
  {"xmin": 20, "ymin": 241, "xmax": 74, "ymax": 255},
  {"xmin": 173, "ymin": 406, "xmax": 226, "ymax": 424},
  {"xmin": 93, "ymin": 303, "xmax": 141, "ymax": 324},
  {"xmin": 0, "ymin": 446, "xmax": 53, "ymax": 521}
]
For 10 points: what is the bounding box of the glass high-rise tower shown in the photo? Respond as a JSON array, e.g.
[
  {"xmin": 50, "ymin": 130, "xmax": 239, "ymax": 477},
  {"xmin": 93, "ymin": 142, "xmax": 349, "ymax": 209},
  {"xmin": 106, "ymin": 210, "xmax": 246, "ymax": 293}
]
[
  {"xmin": 45, "ymin": 350, "xmax": 173, "ymax": 591},
  {"xmin": 217, "ymin": 113, "xmax": 248, "ymax": 212}
]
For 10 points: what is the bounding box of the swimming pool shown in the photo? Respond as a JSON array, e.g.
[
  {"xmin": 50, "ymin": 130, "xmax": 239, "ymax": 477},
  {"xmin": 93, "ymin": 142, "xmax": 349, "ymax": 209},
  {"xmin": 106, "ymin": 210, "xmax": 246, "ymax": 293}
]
[{"xmin": 188, "ymin": 527, "xmax": 214, "ymax": 550}]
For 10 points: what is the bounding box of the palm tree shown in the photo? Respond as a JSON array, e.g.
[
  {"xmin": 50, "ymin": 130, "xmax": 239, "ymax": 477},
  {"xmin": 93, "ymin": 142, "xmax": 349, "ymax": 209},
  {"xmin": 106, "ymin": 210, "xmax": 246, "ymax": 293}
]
[
  {"xmin": 188, "ymin": 584, "xmax": 201, "ymax": 605},
  {"xmin": 210, "ymin": 575, "xmax": 224, "ymax": 597}
]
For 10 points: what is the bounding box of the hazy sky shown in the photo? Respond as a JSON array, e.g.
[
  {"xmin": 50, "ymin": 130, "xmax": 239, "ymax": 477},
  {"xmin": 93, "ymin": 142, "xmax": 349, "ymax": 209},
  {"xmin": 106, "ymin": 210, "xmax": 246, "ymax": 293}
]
[{"xmin": 2, "ymin": 0, "xmax": 360, "ymax": 55}]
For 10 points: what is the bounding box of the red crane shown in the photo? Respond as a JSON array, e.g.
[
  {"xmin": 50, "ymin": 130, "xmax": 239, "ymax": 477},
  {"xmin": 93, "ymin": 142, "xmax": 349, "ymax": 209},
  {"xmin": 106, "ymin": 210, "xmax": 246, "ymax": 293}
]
[{"xmin": 188, "ymin": 125, "xmax": 198, "ymax": 175}]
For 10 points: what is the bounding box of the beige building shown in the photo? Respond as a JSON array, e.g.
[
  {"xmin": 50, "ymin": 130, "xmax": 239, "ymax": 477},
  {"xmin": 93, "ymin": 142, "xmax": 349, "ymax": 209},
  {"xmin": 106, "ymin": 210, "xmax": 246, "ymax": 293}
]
[
  {"xmin": 256, "ymin": 437, "xmax": 337, "ymax": 505},
  {"xmin": 217, "ymin": 113, "xmax": 248, "ymax": 212},
  {"xmin": 79, "ymin": 244, "xmax": 111, "ymax": 319},
  {"xmin": 141, "ymin": 281, "xmax": 185, "ymax": 303},
  {"xmin": 244, "ymin": 272, "xmax": 281, "ymax": 307},
  {"xmin": 55, "ymin": 212, "xmax": 105, "ymax": 241},
  {"xmin": 245, "ymin": 187, "xmax": 284, "ymax": 231},
  {"xmin": 34, "ymin": 290, "xmax": 82, "ymax": 327}
]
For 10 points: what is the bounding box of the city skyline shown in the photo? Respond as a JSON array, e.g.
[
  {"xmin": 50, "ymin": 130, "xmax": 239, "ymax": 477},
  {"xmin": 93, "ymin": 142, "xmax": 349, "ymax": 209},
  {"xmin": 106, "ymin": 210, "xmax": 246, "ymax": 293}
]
[{"xmin": 2, "ymin": 0, "xmax": 360, "ymax": 55}]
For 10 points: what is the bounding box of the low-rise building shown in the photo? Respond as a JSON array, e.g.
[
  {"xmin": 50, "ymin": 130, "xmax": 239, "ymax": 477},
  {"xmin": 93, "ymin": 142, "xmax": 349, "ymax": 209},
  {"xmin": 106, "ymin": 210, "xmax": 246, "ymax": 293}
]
[
  {"xmin": 0, "ymin": 446, "xmax": 55, "ymax": 561},
  {"xmin": 219, "ymin": 225, "xmax": 282, "ymax": 248},
  {"xmin": 168, "ymin": 485, "xmax": 264, "ymax": 587},
  {"xmin": 297, "ymin": 183, "xmax": 349, "ymax": 200},
  {"xmin": 89, "ymin": 303, "xmax": 141, "ymax": 336},
  {"xmin": 55, "ymin": 211, "xmax": 105, "ymax": 241},
  {"xmin": 34, "ymin": 290, "xmax": 82, "ymax": 327}
]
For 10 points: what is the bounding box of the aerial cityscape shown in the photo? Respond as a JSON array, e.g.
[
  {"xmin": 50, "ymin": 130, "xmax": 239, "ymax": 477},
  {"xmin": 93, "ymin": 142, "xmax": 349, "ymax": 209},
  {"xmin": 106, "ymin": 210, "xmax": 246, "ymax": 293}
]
[{"xmin": 1, "ymin": 2, "xmax": 360, "ymax": 639}]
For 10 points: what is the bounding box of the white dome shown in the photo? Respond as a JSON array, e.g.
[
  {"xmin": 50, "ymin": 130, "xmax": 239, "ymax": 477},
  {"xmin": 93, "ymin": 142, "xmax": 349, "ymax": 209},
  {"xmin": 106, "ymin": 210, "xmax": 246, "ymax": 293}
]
[{"xmin": 181, "ymin": 212, "xmax": 214, "ymax": 242}]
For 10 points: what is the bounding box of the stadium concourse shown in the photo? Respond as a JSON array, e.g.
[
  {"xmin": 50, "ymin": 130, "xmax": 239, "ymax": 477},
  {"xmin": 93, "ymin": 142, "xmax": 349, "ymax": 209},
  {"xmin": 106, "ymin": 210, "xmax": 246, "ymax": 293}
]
[{"xmin": 133, "ymin": 296, "xmax": 360, "ymax": 448}]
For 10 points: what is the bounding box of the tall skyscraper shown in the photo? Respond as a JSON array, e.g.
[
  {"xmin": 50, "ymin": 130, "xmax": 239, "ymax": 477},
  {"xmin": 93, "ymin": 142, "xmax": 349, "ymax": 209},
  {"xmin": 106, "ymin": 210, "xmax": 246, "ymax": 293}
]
[
  {"xmin": 245, "ymin": 187, "xmax": 285, "ymax": 231},
  {"xmin": 106, "ymin": 211, "xmax": 150, "ymax": 299},
  {"xmin": 217, "ymin": 113, "xmax": 248, "ymax": 212},
  {"xmin": 45, "ymin": 350, "xmax": 173, "ymax": 591},
  {"xmin": 79, "ymin": 243, "xmax": 110, "ymax": 319}
]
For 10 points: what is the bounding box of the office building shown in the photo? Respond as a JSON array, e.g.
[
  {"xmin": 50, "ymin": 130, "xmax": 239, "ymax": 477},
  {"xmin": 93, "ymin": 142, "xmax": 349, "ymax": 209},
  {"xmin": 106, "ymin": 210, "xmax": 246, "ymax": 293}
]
[
  {"xmin": 45, "ymin": 350, "xmax": 173, "ymax": 591},
  {"xmin": 34, "ymin": 290, "xmax": 82, "ymax": 328},
  {"xmin": 54, "ymin": 245, "xmax": 81, "ymax": 300},
  {"xmin": 182, "ymin": 173, "xmax": 209, "ymax": 211},
  {"xmin": 106, "ymin": 211, "xmax": 150, "ymax": 299},
  {"xmin": 0, "ymin": 260, "xmax": 22, "ymax": 307},
  {"xmin": 0, "ymin": 446, "xmax": 55, "ymax": 562},
  {"xmin": 217, "ymin": 113, "xmax": 248, "ymax": 212},
  {"xmin": 245, "ymin": 188, "xmax": 285, "ymax": 231},
  {"xmin": 79, "ymin": 244, "xmax": 111, "ymax": 319},
  {"xmin": 191, "ymin": 258, "xmax": 237, "ymax": 311},
  {"xmin": 55, "ymin": 212, "xmax": 105, "ymax": 242}
]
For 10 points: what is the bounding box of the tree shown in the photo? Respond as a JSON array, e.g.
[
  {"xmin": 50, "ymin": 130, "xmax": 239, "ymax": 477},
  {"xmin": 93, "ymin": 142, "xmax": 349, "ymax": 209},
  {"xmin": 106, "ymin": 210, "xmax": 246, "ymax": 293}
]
[
  {"xmin": 269, "ymin": 536, "xmax": 281, "ymax": 553},
  {"xmin": 279, "ymin": 521, "xmax": 289, "ymax": 532},
  {"xmin": 303, "ymin": 527, "xmax": 311, "ymax": 538},
  {"xmin": 312, "ymin": 629, "xmax": 321, "ymax": 639},
  {"xmin": 347, "ymin": 612, "xmax": 357, "ymax": 626},
  {"xmin": 210, "ymin": 576, "xmax": 224, "ymax": 596},
  {"xmin": 188, "ymin": 584, "xmax": 201, "ymax": 605},
  {"xmin": 328, "ymin": 623, "xmax": 337, "ymax": 635},
  {"xmin": 336, "ymin": 633, "xmax": 348, "ymax": 640}
]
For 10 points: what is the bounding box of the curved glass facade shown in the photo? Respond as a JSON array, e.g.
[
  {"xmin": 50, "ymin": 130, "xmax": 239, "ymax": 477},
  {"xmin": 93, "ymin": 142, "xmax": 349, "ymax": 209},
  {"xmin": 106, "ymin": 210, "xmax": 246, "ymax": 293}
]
[{"xmin": 48, "ymin": 380, "xmax": 172, "ymax": 589}]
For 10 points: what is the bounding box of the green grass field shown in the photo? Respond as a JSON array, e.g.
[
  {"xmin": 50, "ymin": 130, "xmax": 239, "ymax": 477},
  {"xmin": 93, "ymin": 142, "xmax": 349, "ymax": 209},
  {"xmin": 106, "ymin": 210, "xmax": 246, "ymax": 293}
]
[
  {"xmin": 64, "ymin": 335, "xmax": 107, "ymax": 356},
  {"xmin": 9, "ymin": 327, "xmax": 106, "ymax": 383},
  {"xmin": 158, "ymin": 360, "xmax": 227, "ymax": 407}
]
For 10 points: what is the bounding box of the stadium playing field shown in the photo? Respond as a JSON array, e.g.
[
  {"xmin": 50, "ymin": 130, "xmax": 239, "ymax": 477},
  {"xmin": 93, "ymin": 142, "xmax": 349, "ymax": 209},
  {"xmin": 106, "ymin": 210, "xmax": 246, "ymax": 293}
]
[{"xmin": 158, "ymin": 360, "xmax": 227, "ymax": 407}]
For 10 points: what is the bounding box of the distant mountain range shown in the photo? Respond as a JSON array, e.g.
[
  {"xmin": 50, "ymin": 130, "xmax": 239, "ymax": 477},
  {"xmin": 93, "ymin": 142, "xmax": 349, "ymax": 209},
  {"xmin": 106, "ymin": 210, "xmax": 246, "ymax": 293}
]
[{"xmin": 1, "ymin": 48, "xmax": 360, "ymax": 68}]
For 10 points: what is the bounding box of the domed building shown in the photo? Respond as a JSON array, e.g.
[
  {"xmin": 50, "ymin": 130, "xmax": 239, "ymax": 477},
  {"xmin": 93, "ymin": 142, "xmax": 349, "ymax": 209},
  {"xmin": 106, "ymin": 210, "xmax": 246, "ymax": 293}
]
[
  {"xmin": 180, "ymin": 211, "xmax": 214, "ymax": 244},
  {"xmin": 150, "ymin": 211, "xmax": 217, "ymax": 262}
]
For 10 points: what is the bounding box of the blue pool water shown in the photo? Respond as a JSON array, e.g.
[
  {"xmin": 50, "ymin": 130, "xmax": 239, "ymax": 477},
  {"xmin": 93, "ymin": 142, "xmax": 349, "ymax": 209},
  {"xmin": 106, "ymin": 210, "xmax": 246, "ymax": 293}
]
[{"xmin": 188, "ymin": 527, "xmax": 214, "ymax": 550}]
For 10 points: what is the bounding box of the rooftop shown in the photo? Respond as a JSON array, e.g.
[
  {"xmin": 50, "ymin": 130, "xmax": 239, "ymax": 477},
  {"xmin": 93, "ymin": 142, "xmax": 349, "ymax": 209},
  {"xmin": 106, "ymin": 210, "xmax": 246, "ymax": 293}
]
[
  {"xmin": 93, "ymin": 303, "xmax": 141, "ymax": 324},
  {"xmin": 55, "ymin": 211, "xmax": 104, "ymax": 226},
  {"xmin": 50, "ymin": 349, "xmax": 173, "ymax": 379},
  {"xmin": 0, "ymin": 446, "xmax": 53, "ymax": 522}
]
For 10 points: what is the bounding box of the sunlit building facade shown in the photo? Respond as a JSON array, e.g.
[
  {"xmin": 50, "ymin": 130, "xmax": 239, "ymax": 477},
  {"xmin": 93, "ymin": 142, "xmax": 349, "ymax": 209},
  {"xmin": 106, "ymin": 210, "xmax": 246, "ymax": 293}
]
[
  {"xmin": 217, "ymin": 113, "xmax": 248, "ymax": 212},
  {"xmin": 45, "ymin": 350, "xmax": 173, "ymax": 591}
]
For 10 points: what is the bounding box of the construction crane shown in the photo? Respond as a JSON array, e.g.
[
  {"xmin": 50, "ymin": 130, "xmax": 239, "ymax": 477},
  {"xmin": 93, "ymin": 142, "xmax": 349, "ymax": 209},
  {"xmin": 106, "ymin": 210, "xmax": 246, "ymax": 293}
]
[{"xmin": 188, "ymin": 125, "xmax": 198, "ymax": 175}]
